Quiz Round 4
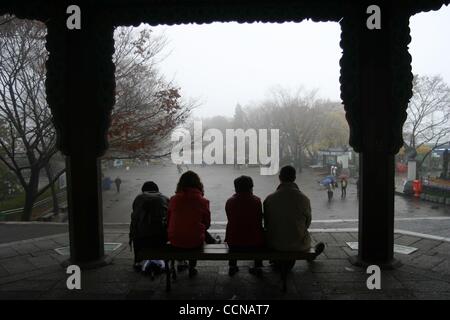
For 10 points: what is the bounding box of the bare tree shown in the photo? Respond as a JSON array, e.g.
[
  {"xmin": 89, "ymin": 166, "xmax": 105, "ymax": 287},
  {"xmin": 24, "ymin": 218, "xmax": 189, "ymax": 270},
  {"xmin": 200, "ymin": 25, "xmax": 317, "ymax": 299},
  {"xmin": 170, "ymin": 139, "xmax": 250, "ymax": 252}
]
[
  {"xmin": 0, "ymin": 159, "xmax": 20, "ymax": 201},
  {"xmin": 313, "ymin": 102, "xmax": 349, "ymax": 151},
  {"xmin": 245, "ymin": 88, "xmax": 328, "ymax": 171},
  {"xmin": 238, "ymin": 87, "xmax": 349, "ymax": 171},
  {"xmin": 403, "ymin": 74, "xmax": 450, "ymax": 174},
  {"xmin": 0, "ymin": 17, "xmax": 64, "ymax": 220}
]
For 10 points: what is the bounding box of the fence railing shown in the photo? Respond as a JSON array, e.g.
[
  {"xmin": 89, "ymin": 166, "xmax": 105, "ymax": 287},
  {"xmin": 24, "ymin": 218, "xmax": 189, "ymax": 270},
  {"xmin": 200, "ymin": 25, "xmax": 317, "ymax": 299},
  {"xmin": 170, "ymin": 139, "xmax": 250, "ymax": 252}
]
[{"xmin": 0, "ymin": 191, "xmax": 66, "ymax": 221}]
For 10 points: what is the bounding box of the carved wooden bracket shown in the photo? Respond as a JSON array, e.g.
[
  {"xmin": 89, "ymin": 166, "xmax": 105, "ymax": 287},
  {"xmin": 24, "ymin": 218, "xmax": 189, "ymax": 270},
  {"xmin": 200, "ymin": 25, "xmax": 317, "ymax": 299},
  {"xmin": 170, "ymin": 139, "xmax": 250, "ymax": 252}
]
[
  {"xmin": 45, "ymin": 5, "xmax": 115, "ymax": 157},
  {"xmin": 339, "ymin": 2, "xmax": 414, "ymax": 155}
]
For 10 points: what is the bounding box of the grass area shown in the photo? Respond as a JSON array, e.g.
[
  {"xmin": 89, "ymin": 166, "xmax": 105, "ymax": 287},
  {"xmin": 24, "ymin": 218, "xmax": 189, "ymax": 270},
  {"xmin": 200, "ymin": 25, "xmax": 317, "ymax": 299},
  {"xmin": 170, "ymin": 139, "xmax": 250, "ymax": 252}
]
[
  {"xmin": 0, "ymin": 193, "xmax": 26, "ymax": 213},
  {"xmin": 0, "ymin": 188, "xmax": 54, "ymax": 212}
]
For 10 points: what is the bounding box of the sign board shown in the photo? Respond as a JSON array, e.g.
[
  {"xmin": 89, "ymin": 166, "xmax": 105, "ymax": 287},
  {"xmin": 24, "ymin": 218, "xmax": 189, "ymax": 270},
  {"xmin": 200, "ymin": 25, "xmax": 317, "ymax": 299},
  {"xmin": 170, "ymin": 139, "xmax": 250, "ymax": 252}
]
[
  {"xmin": 407, "ymin": 161, "xmax": 417, "ymax": 181},
  {"xmin": 113, "ymin": 159, "xmax": 124, "ymax": 167}
]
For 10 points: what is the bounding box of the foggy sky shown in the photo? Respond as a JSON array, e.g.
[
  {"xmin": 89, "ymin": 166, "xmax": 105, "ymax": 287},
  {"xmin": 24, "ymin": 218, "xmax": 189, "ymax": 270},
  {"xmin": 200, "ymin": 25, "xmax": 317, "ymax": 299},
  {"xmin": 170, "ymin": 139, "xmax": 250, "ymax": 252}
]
[{"xmin": 151, "ymin": 5, "xmax": 450, "ymax": 118}]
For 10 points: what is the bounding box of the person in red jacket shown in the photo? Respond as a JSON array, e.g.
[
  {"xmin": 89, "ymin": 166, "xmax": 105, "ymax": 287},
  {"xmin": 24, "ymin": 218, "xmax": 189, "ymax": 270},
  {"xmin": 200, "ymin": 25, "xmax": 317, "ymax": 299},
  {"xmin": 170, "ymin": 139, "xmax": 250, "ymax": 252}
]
[
  {"xmin": 168, "ymin": 171, "xmax": 213, "ymax": 277},
  {"xmin": 225, "ymin": 176, "xmax": 264, "ymax": 277}
]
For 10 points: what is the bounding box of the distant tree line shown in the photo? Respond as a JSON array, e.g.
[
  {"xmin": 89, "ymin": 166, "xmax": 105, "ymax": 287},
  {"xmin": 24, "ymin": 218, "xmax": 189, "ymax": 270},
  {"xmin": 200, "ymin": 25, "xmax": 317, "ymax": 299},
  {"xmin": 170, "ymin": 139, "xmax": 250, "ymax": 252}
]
[
  {"xmin": 198, "ymin": 87, "xmax": 349, "ymax": 172},
  {"xmin": 199, "ymin": 75, "xmax": 449, "ymax": 177}
]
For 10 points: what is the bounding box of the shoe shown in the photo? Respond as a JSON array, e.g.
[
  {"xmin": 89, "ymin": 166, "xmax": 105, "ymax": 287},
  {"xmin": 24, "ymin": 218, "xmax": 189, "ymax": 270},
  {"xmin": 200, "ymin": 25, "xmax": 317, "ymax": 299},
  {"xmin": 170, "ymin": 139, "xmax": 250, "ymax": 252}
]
[
  {"xmin": 189, "ymin": 267, "xmax": 198, "ymax": 278},
  {"xmin": 315, "ymin": 242, "xmax": 325, "ymax": 256},
  {"xmin": 228, "ymin": 266, "xmax": 239, "ymax": 276},
  {"xmin": 249, "ymin": 267, "xmax": 263, "ymax": 278}
]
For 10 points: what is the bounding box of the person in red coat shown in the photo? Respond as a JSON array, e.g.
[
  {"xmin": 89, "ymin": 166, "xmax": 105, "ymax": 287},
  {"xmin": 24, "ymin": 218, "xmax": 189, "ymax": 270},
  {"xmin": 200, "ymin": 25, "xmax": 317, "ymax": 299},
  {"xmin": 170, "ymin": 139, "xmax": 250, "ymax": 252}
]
[
  {"xmin": 168, "ymin": 171, "xmax": 212, "ymax": 277},
  {"xmin": 225, "ymin": 176, "xmax": 264, "ymax": 277}
]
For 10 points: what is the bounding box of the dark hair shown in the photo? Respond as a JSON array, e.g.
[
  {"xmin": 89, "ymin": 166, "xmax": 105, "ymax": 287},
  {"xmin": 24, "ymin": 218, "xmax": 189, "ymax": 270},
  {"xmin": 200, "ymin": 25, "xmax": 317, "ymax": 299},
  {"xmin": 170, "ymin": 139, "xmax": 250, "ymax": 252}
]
[
  {"xmin": 234, "ymin": 176, "xmax": 254, "ymax": 193},
  {"xmin": 279, "ymin": 165, "xmax": 296, "ymax": 182},
  {"xmin": 142, "ymin": 181, "xmax": 159, "ymax": 192},
  {"xmin": 176, "ymin": 171, "xmax": 204, "ymax": 194}
]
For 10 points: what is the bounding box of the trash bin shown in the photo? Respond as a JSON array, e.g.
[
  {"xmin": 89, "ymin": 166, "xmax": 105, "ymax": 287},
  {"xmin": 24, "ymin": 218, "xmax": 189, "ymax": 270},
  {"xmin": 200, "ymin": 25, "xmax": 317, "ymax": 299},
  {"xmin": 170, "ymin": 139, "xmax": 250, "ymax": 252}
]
[
  {"xmin": 102, "ymin": 177, "xmax": 112, "ymax": 190},
  {"xmin": 412, "ymin": 180, "xmax": 422, "ymax": 198}
]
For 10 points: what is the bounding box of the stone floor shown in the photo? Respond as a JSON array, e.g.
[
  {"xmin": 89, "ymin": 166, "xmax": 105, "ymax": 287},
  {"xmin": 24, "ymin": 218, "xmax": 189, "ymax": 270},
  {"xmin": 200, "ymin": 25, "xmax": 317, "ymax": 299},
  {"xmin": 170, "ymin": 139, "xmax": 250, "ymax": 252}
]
[{"xmin": 0, "ymin": 228, "xmax": 449, "ymax": 300}]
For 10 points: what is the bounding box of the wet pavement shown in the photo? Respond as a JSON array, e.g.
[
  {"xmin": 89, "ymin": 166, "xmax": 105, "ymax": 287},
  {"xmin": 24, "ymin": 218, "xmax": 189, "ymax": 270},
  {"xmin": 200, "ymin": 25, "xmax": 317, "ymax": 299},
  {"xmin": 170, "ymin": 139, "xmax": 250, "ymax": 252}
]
[
  {"xmin": 1, "ymin": 164, "xmax": 448, "ymax": 245},
  {"xmin": 102, "ymin": 164, "xmax": 450, "ymax": 238}
]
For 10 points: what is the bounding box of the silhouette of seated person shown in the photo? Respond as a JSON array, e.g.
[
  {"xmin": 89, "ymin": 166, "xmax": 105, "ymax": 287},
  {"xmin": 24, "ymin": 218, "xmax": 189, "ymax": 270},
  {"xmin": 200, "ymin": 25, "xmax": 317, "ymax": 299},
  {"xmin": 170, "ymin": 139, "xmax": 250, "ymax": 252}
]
[
  {"xmin": 167, "ymin": 171, "xmax": 220, "ymax": 277},
  {"xmin": 129, "ymin": 181, "xmax": 169, "ymax": 267},
  {"xmin": 263, "ymin": 165, "xmax": 325, "ymax": 272},
  {"xmin": 225, "ymin": 175, "xmax": 264, "ymax": 277}
]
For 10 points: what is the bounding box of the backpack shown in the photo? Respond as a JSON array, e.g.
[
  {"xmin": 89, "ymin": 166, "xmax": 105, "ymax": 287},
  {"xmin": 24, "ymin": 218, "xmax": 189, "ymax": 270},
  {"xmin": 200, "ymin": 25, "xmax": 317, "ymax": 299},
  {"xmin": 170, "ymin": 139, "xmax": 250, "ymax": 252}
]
[{"xmin": 130, "ymin": 192, "xmax": 168, "ymax": 245}]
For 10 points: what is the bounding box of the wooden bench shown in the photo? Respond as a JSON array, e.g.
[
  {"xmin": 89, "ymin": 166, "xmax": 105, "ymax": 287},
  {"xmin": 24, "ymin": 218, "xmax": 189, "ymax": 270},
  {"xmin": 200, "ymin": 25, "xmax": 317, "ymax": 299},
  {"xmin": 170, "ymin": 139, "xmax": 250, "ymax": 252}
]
[{"xmin": 136, "ymin": 244, "xmax": 323, "ymax": 292}]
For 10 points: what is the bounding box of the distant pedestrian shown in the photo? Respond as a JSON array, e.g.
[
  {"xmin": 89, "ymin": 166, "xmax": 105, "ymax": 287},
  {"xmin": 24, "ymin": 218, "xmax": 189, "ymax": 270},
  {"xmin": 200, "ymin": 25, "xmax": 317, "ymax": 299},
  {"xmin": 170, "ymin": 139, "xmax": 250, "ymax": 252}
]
[
  {"xmin": 341, "ymin": 178, "xmax": 348, "ymax": 198},
  {"xmin": 356, "ymin": 177, "xmax": 360, "ymax": 200},
  {"xmin": 115, "ymin": 177, "xmax": 122, "ymax": 193},
  {"xmin": 327, "ymin": 183, "xmax": 333, "ymax": 202}
]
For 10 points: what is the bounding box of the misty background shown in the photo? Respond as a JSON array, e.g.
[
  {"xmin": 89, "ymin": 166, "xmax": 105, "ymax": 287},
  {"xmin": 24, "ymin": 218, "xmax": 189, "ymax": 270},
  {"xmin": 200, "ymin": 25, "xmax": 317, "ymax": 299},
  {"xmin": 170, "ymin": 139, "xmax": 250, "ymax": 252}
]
[{"xmin": 150, "ymin": 6, "xmax": 450, "ymax": 118}]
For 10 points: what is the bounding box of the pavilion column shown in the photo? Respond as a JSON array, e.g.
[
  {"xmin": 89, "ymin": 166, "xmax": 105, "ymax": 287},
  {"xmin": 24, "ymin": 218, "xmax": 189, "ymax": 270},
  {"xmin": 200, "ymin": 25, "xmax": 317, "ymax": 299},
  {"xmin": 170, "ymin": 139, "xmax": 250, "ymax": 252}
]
[
  {"xmin": 340, "ymin": 2, "xmax": 413, "ymax": 267},
  {"xmin": 45, "ymin": 6, "xmax": 115, "ymax": 267}
]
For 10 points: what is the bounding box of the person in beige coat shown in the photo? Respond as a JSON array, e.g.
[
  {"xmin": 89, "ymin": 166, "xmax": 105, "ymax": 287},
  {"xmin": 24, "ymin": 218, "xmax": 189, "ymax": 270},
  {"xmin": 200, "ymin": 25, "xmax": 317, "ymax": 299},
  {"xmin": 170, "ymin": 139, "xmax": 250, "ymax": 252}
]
[{"xmin": 263, "ymin": 165, "xmax": 324, "ymax": 270}]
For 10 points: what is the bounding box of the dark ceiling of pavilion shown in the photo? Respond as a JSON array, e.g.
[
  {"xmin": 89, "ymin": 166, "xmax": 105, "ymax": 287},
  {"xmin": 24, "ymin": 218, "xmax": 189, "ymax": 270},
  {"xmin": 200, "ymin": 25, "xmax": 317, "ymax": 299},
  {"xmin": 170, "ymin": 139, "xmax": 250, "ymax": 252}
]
[{"xmin": 1, "ymin": 0, "xmax": 449, "ymax": 26}]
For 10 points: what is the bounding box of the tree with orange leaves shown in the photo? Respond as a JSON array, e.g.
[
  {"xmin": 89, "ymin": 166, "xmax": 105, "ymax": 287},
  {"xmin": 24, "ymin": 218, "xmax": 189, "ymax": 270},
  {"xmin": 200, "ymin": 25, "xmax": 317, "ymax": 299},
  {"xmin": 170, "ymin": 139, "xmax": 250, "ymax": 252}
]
[{"xmin": 107, "ymin": 27, "xmax": 194, "ymax": 160}]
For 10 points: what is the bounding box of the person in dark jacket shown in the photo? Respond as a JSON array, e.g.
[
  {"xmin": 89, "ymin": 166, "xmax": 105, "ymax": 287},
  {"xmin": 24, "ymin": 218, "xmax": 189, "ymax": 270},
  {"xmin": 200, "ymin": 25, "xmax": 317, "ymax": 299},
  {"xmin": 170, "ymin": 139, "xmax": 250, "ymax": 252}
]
[
  {"xmin": 327, "ymin": 182, "xmax": 334, "ymax": 202},
  {"xmin": 115, "ymin": 177, "xmax": 122, "ymax": 193},
  {"xmin": 340, "ymin": 177, "xmax": 348, "ymax": 198},
  {"xmin": 356, "ymin": 177, "xmax": 360, "ymax": 200},
  {"xmin": 225, "ymin": 176, "xmax": 264, "ymax": 277},
  {"xmin": 130, "ymin": 181, "xmax": 169, "ymax": 267}
]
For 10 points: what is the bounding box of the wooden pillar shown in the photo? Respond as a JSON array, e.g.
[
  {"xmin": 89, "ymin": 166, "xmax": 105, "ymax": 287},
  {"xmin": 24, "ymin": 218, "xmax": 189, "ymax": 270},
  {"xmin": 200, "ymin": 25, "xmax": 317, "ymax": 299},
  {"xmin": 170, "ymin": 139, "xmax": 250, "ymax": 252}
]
[
  {"xmin": 45, "ymin": 5, "xmax": 115, "ymax": 267},
  {"xmin": 358, "ymin": 152, "xmax": 396, "ymax": 266},
  {"xmin": 340, "ymin": 1, "xmax": 413, "ymax": 267}
]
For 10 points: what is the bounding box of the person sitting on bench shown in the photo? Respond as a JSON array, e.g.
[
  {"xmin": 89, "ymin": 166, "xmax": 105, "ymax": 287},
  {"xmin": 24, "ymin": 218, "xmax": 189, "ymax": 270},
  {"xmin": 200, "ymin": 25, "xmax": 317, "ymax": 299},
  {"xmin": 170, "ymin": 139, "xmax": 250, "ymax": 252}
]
[
  {"xmin": 263, "ymin": 165, "xmax": 325, "ymax": 271},
  {"xmin": 168, "ymin": 171, "xmax": 217, "ymax": 278},
  {"xmin": 225, "ymin": 175, "xmax": 265, "ymax": 277},
  {"xmin": 129, "ymin": 181, "xmax": 169, "ymax": 270}
]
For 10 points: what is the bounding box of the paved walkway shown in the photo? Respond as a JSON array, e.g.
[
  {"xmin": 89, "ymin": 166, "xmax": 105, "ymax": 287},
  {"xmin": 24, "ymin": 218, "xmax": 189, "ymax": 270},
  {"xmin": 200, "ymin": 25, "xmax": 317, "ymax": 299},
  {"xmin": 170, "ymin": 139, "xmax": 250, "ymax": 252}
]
[{"xmin": 1, "ymin": 227, "xmax": 449, "ymax": 300}]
